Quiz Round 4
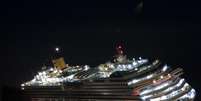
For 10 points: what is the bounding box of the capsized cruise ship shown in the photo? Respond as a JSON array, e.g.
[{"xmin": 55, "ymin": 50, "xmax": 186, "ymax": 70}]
[{"xmin": 21, "ymin": 46, "xmax": 196, "ymax": 101}]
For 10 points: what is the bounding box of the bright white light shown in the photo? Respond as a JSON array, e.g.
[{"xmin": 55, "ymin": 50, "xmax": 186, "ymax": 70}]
[
  {"xmin": 31, "ymin": 78, "xmax": 36, "ymax": 82},
  {"xmin": 50, "ymin": 68, "xmax": 53, "ymax": 71},
  {"xmin": 105, "ymin": 67, "xmax": 108, "ymax": 71},
  {"xmin": 39, "ymin": 72, "xmax": 42, "ymax": 75},
  {"xmin": 141, "ymin": 94, "xmax": 153, "ymax": 100},
  {"xmin": 128, "ymin": 64, "xmax": 132, "ymax": 69},
  {"xmin": 162, "ymin": 65, "xmax": 168, "ymax": 72},
  {"xmin": 122, "ymin": 65, "xmax": 126, "ymax": 69},
  {"xmin": 84, "ymin": 65, "xmax": 90, "ymax": 71},
  {"xmin": 149, "ymin": 96, "xmax": 163, "ymax": 100},
  {"xmin": 152, "ymin": 80, "xmax": 156, "ymax": 84},
  {"xmin": 133, "ymin": 62, "xmax": 137, "ymax": 66},
  {"xmin": 53, "ymin": 69, "xmax": 57, "ymax": 73},
  {"xmin": 140, "ymin": 78, "xmax": 173, "ymax": 95},
  {"xmin": 176, "ymin": 79, "xmax": 185, "ymax": 87},
  {"xmin": 128, "ymin": 74, "xmax": 154, "ymax": 86},
  {"xmin": 138, "ymin": 59, "xmax": 148, "ymax": 64},
  {"xmin": 132, "ymin": 80, "xmax": 139, "ymax": 84},
  {"xmin": 55, "ymin": 47, "xmax": 59, "ymax": 52},
  {"xmin": 159, "ymin": 78, "xmax": 185, "ymax": 95},
  {"xmin": 168, "ymin": 74, "xmax": 171, "ymax": 77},
  {"xmin": 189, "ymin": 89, "xmax": 196, "ymax": 99},
  {"xmin": 21, "ymin": 84, "xmax": 25, "ymax": 87},
  {"xmin": 42, "ymin": 71, "xmax": 46, "ymax": 75},
  {"xmin": 177, "ymin": 88, "xmax": 196, "ymax": 100},
  {"xmin": 147, "ymin": 75, "xmax": 153, "ymax": 79},
  {"xmin": 128, "ymin": 79, "xmax": 139, "ymax": 85},
  {"xmin": 149, "ymin": 81, "xmax": 190, "ymax": 101},
  {"xmin": 110, "ymin": 64, "xmax": 115, "ymax": 68}
]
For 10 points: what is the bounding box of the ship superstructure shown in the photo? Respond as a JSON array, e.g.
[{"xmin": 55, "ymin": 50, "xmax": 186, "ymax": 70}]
[{"xmin": 21, "ymin": 46, "xmax": 196, "ymax": 101}]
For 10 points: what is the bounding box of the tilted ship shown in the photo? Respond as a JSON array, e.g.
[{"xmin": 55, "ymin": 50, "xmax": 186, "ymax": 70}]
[{"xmin": 21, "ymin": 45, "xmax": 196, "ymax": 101}]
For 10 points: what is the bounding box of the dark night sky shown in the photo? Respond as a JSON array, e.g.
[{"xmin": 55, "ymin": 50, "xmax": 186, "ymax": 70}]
[{"xmin": 1, "ymin": 0, "xmax": 201, "ymax": 99}]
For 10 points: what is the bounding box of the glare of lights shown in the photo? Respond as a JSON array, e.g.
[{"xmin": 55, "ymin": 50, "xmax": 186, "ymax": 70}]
[
  {"xmin": 36, "ymin": 75, "xmax": 39, "ymax": 79},
  {"xmin": 149, "ymin": 81, "xmax": 190, "ymax": 101},
  {"xmin": 50, "ymin": 68, "xmax": 53, "ymax": 71},
  {"xmin": 21, "ymin": 84, "xmax": 25, "ymax": 87},
  {"xmin": 162, "ymin": 65, "xmax": 168, "ymax": 72},
  {"xmin": 53, "ymin": 69, "xmax": 57, "ymax": 73},
  {"xmin": 132, "ymin": 80, "xmax": 139, "ymax": 84},
  {"xmin": 128, "ymin": 79, "xmax": 139, "ymax": 85},
  {"xmin": 55, "ymin": 47, "xmax": 59, "ymax": 52},
  {"xmin": 152, "ymin": 60, "xmax": 159, "ymax": 65},
  {"xmin": 42, "ymin": 71, "xmax": 46, "ymax": 75},
  {"xmin": 176, "ymin": 79, "xmax": 185, "ymax": 87},
  {"xmin": 141, "ymin": 95, "xmax": 153, "ymax": 100},
  {"xmin": 84, "ymin": 65, "xmax": 90, "ymax": 71},
  {"xmin": 110, "ymin": 64, "xmax": 115, "ymax": 68},
  {"xmin": 138, "ymin": 59, "xmax": 148, "ymax": 64},
  {"xmin": 133, "ymin": 62, "xmax": 137, "ymax": 66},
  {"xmin": 161, "ymin": 96, "xmax": 167, "ymax": 100},
  {"xmin": 177, "ymin": 88, "xmax": 196, "ymax": 100},
  {"xmin": 153, "ymin": 80, "xmax": 156, "ymax": 84},
  {"xmin": 31, "ymin": 78, "xmax": 36, "ymax": 82},
  {"xmin": 146, "ymin": 75, "xmax": 153, "ymax": 79},
  {"xmin": 189, "ymin": 89, "xmax": 196, "ymax": 99},
  {"xmin": 128, "ymin": 64, "xmax": 132, "ymax": 69},
  {"xmin": 141, "ymin": 79, "xmax": 171, "ymax": 95},
  {"xmin": 128, "ymin": 74, "xmax": 154, "ymax": 86},
  {"xmin": 181, "ymin": 86, "xmax": 185, "ymax": 91},
  {"xmin": 105, "ymin": 67, "xmax": 108, "ymax": 71},
  {"xmin": 168, "ymin": 74, "xmax": 171, "ymax": 77},
  {"xmin": 39, "ymin": 72, "xmax": 42, "ymax": 75},
  {"xmin": 159, "ymin": 78, "xmax": 185, "ymax": 95},
  {"xmin": 20, "ymin": 54, "xmax": 196, "ymax": 100},
  {"xmin": 150, "ymin": 98, "xmax": 160, "ymax": 101},
  {"xmin": 128, "ymin": 82, "xmax": 132, "ymax": 85}
]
